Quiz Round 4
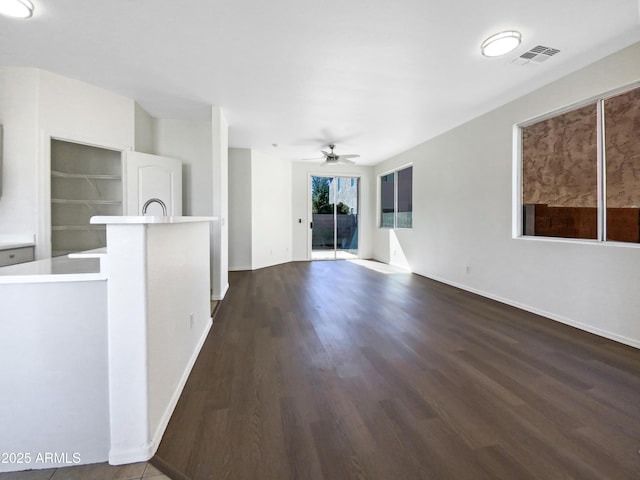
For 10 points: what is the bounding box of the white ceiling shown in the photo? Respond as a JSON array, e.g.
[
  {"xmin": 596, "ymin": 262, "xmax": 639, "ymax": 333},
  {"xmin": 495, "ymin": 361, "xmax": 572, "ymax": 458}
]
[{"xmin": 1, "ymin": 0, "xmax": 639, "ymax": 165}]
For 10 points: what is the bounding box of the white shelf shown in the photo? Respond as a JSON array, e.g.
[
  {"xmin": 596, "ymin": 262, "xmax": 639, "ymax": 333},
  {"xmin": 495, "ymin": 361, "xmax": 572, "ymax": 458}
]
[
  {"xmin": 50, "ymin": 139, "xmax": 123, "ymax": 255},
  {"xmin": 52, "ymin": 198, "xmax": 122, "ymax": 205},
  {"xmin": 51, "ymin": 170, "xmax": 121, "ymax": 180},
  {"xmin": 52, "ymin": 225, "xmax": 106, "ymax": 231}
]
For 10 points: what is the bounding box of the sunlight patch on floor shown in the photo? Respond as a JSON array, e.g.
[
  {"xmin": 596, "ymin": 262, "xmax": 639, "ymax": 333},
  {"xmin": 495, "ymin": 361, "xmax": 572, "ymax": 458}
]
[
  {"xmin": 311, "ymin": 250, "xmax": 358, "ymax": 260},
  {"xmin": 347, "ymin": 259, "xmax": 410, "ymax": 274}
]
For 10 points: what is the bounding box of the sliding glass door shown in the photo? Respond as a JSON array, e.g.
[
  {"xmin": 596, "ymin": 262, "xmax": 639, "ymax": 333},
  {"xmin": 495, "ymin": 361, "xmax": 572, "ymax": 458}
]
[{"xmin": 311, "ymin": 176, "xmax": 359, "ymax": 260}]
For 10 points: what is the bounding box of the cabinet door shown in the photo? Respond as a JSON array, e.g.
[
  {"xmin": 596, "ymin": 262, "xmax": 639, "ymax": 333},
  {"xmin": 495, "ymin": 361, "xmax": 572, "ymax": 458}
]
[
  {"xmin": 0, "ymin": 247, "xmax": 34, "ymax": 267},
  {"xmin": 126, "ymin": 152, "xmax": 182, "ymax": 215}
]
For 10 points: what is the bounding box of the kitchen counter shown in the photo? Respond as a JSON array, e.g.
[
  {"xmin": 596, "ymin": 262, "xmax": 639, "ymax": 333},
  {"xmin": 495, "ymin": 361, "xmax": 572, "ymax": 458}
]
[
  {"xmin": 0, "ymin": 234, "xmax": 35, "ymax": 250},
  {"xmin": 0, "ymin": 248, "xmax": 105, "ymax": 284},
  {"xmin": 1, "ymin": 216, "xmax": 215, "ymax": 473},
  {"xmin": 0, "ymin": 241, "xmax": 34, "ymax": 250},
  {"xmin": 90, "ymin": 215, "xmax": 216, "ymax": 224},
  {"xmin": 0, "ymin": 216, "xmax": 216, "ymax": 282},
  {"xmin": 0, "ymin": 257, "xmax": 109, "ymax": 474}
]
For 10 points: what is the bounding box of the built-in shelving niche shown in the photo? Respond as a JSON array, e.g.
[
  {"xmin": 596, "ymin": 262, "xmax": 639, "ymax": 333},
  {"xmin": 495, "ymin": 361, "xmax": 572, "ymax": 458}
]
[{"xmin": 50, "ymin": 139, "xmax": 122, "ymax": 257}]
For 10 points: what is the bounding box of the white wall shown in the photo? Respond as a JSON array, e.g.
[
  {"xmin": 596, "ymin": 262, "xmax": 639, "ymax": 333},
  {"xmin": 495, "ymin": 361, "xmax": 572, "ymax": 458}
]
[
  {"xmin": 373, "ymin": 42, "xmax": 640, "ymax": 348},
  {"xmin": 152, "ymin": 118, "xmax": 213, "ymax": 216},
  {"xmin": 0, "ymin": 68, "xmax": 40, "ymax": 237},
  {"xmin": 228, "ymin": 148, "xmax": 253, "ymax": 270},
  {"xmin": 0, "ymin": 280, "xmax": 109, "ymax": 473},
  {"xmin": 291, "ymin": 162, "xmax": 375, "ymax": 261},
  {"xmin": 37, "ymin": 71, "xmax": 135, "ymax": 258},
  {"xmin": 0, "ymin": 68, "xmax": 136, "ymax": 258},
  {"xmin": 38, "ymin": 70, "xmax": 134, "ymax": 148},
  {"xmin": 0, "ymin": 67, "xmax": 224, "ymax": 262},
  {"xmin": 146, "ymin": 222, "xmax": 212, "ymax": 456},
  {"xmin": 228, "ymin": 148, "xmax": 292, "ymax": 271},
  {"xmin": 102, "ymin": 219, "xmax": 212, "ymax": 465},
  {"xmin": 251, "ymin": 150, "xmax": 292, "ymax": 269},
  {"xmin": 145, "ymin": 116, "xmax": 223, "ymax": 297},
  {"xmin": 134, "ymin": 103, "xmax": 154, "ymax": 154}
]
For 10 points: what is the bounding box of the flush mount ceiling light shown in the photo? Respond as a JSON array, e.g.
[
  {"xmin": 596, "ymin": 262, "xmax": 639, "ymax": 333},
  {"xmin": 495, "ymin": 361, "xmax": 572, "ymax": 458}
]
[
  {"xmin": 481, "ymin": 30, "xmax": 521, "ymax": 57},
  {"xmin": 0, "ymin": 0, "xmax": 34, "ymax": 18}
]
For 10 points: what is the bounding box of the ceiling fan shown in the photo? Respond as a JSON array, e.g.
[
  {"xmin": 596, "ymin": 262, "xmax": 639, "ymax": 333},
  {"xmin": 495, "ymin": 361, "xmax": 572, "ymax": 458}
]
[{"xmin": 306, "ymin": 144, "xmax": 360, "ymax": 166}]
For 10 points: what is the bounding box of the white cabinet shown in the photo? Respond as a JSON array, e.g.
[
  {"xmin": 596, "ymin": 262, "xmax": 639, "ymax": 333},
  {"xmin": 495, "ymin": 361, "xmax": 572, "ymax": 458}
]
[
  {"xmin": 125, "ymin": 151, "xmax": 182, "ymax": 216},
  {"xmin": 50, "ymin": 140, "xmax": 122, "ymax": 256},
  {"xmin": 49, "ymin": 144, "xmax": 182, "ymax": 256},
  {"xmin": 0, "ymin": 246, "xmax": 34, "ymax": 267}
]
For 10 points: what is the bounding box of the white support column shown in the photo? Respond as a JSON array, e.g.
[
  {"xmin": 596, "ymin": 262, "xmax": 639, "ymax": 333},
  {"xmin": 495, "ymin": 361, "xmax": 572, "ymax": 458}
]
[
  {"xmin": 104, "ymin": 224, "xmax": 150, "ymax": 464},
  {"xmin": 95, "ymin": 216, "xmax": 216, "ymax": 465},
  {"xmin": 211, "ymin": 106, "xmax": 229, "ymax": 300}
]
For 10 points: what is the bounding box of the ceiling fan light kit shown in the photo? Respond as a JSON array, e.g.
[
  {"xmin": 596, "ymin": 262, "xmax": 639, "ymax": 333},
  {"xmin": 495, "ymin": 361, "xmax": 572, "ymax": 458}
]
[
  {"xmin": 0, "ymin": 0, "xmax": 34, "ymax": 18},
  {"xmin": 318, "ymin": 144, "xmax": 360, "ymax": 166},
  {"xmin": 302, "ymin": 144, "xmax": 360, "ymax": 166}
]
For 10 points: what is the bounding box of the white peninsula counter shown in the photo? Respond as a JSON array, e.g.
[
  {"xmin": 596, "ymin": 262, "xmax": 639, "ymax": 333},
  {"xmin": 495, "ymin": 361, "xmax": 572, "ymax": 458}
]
[
  {"xmin": 0, "ymin": 216, "xmax": 216, "ymax": 473},
  {"xmin": 0, "ymin": 251, "xmax": 110, "ymax": 473},
  {"xmin": 91, "ymin": 215, "xmax": 216, "ymax": 466}
]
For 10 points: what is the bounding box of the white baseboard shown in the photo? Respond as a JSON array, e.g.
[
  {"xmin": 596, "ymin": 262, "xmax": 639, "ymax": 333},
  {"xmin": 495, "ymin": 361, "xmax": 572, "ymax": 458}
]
[
  {"xmin": 109, "ymin": 318, "xmax": 213, "ymax": 466},
  {"xmin": 229, "ymin": 258, "xmax": 293, "ymax": 272},
  {"xmin": 108, "ymin": 443, "xmax": 154, "ymax": 466},
  {"xmin": 212, "ymin": 282, "xmax": 229, "ymax": 301},
  {"xmin": 424, "ymin": 273, "xmax": 640, "ymax": 350},
  {"xmin": 228, "ymin": 265, "xmax": 252, "ymax": 271},
  {"xmin": 149, "ymin": 318, "xmax": 213, "ymax": 455}
]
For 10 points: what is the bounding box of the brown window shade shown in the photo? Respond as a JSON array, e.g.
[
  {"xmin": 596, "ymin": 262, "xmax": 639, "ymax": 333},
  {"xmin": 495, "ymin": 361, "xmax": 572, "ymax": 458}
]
[
  {"xmin": 604, "ymin": 87, "xmax": 640, "ymax": 243},
  {"xmin": 522, "ymin": 103, "xmax": 598, "ymax": 239}
]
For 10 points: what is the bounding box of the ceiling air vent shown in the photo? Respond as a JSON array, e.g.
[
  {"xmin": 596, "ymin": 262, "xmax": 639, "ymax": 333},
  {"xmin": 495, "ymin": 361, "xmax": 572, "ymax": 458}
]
[{"xmin": 511, "ymin": 45, "xmax": 561, "ymax": 65}]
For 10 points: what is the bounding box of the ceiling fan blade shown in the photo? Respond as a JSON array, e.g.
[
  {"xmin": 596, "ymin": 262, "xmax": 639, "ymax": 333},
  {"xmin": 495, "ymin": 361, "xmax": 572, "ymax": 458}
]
[
  {"xmin": 339, "ymin": 158, "xmax": 356, "ymax": 165},
  {"xmin": 319, "ymin": 160, "xmax": 329, "ymax": 167},
  {"xmin": 301, "ymin": 156, "xmax": 325, "ymax": 161},
  {"xmin": 320, "ymin": 150, "xmax": 330, "ymax": 157},
  {"xmin": 339, "ymin": 154, "xmax": 360, "ymax": 159}
]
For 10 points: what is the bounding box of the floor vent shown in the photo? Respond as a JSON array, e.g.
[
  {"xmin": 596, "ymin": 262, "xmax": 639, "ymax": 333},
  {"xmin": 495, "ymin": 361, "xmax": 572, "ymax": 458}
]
[{"xmin": 511, "ymin": 45, "xmax": 561, "ymax": 65}]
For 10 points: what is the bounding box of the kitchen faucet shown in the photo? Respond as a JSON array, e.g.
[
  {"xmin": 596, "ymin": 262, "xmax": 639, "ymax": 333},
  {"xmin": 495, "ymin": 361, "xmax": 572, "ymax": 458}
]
[{"xmin": 142, "ymin": 198, "xmax": 168, "ymax": 216}]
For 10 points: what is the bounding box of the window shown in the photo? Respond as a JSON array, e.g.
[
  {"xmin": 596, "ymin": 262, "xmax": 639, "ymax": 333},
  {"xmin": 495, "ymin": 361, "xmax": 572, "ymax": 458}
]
[
  {"xmin": 380, "ymin": 173, "xmax": 395, "ymax": 227},
  {"xmin": 521, "ymin": 104, "xmax": 598, "ymax": 239},
  {"xmin": 397, "ymin": 166, "xmax": 413, "ymax": 228},
  {"xmin": 604, "ymin": 87, "xmax": 640, "ymax": 242},
  {"xmin": 379, "ymin": 166, "xmax": 413, "ymax": 228},
  {"xmin": 519, "ymin": 84, "xmax": 640, "ymax": 243}
]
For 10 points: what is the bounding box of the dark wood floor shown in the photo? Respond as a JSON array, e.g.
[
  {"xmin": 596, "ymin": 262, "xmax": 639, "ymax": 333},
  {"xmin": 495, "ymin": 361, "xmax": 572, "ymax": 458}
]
[{"xmin": 154, "ymin": 260, "xmax": 640, "ymax": 480}]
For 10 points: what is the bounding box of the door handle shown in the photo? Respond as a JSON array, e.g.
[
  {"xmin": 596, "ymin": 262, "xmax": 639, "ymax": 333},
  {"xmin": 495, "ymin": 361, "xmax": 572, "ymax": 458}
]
[{"xmin": 310, "ymin": 222, "xmax": 313, "ymax": 229}]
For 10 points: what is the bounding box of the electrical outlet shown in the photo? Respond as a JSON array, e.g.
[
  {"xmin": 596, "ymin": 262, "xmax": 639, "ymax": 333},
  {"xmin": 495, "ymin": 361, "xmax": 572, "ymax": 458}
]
[
  {"xmin": 465, "ymin": 265, "xmax": 471, "ymax": 274},
  {"xmin": 189, "ymin": 313, "xmax": 194, "ymax": 328}
]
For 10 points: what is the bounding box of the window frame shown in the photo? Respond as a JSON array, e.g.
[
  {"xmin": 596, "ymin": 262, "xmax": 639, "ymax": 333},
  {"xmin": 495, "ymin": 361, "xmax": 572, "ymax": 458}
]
[
  {"xmin": 379, "ymin": 164, "xmax": 413, "ymax": 229},
  {"xmin": 513, "ymin": 81, "xmax": 640, "ymax": 247}
]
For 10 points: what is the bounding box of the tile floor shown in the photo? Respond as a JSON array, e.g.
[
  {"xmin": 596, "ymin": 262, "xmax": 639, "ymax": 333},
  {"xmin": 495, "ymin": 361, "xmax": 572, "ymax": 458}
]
[{"xmin": 0, "ymin": 462, "xmax": 171, "ymax": 480}]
